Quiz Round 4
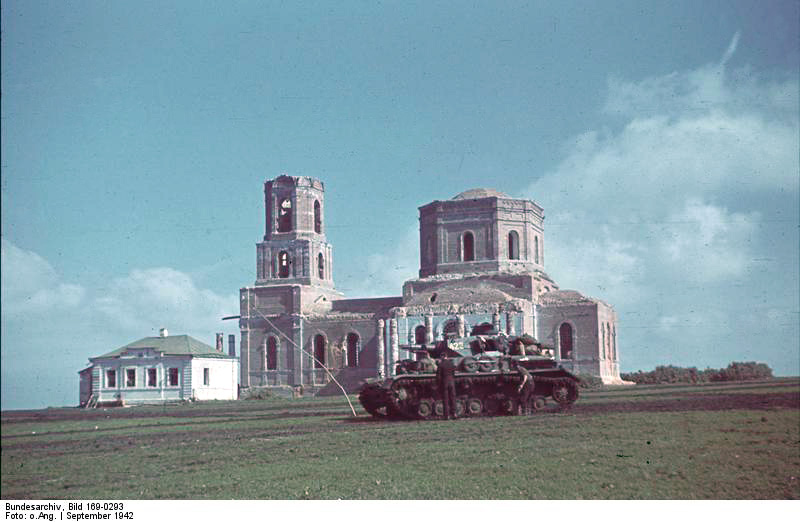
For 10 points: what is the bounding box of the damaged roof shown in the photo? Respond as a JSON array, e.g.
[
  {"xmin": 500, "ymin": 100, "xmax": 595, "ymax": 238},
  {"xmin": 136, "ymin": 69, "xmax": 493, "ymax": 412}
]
[
  {"xmin": 452, "ymin": 188, "xmax": 510, "ymax": 200},
  {"xmin": 539, "ymin": 289, "xmax": 604, "ymax": 306},
  {"xmin": 405, "ymin": 280, "xmax": 517, "ymax": 306}
]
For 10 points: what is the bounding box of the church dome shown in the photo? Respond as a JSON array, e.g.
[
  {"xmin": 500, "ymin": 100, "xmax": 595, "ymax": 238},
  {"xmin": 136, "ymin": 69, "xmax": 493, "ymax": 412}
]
[{"xmin": 452, "ymin": 188, "xmax": 509, "ymax": 200}]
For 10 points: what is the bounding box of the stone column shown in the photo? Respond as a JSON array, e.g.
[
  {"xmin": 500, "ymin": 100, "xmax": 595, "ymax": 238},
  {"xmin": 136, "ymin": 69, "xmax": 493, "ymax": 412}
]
[
  {"xmin": 292, "ymin": 315, "xmax": 303, "ymax": 387},
  {"xmin": 389, "ymin": 318, "xmax": 399, "ymax": 376},
  {"xmin": 492, "ymin": 311, "xmax": 501, "ymax": 333},
  {"xmin": 241, "ymin": 326, "xmax": 251, "ymax": 388},
  {"xmin": 425, "ymin": 315, "xmax": 434, "ymax": 344},
  {"xmin": 376, "ymin": 319, "xmax": 385, "ymax": 378},
  {"xmin": 506, "ymin": 312, "xmax": 516, "ymax": 335}
]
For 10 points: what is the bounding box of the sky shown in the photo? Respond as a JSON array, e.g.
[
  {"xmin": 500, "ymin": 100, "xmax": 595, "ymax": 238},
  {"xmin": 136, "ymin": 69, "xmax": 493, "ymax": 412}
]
[{"xmin": 2, "ymin": 0, "xmax": 798, "ymax": 410}]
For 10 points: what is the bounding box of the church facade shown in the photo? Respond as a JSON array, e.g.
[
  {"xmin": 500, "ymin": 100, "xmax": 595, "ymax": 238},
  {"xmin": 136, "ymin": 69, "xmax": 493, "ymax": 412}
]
[{"xmin": 238, "ymin": 175, "xmax": 622, "ymax": 396}]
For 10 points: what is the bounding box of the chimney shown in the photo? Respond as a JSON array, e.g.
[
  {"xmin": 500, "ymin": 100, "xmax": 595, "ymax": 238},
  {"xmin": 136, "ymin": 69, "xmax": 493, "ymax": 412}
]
[
  {"xmin": 228, "ymin": 334, "xmax": 236, "ymax": 357},
  {"xmin": 216, "ymin": 333, "xmax": 223, "ymax": 352},
  {"xmin": 159, "ymin": 328, "xmax": 168, "ymax": 338}
]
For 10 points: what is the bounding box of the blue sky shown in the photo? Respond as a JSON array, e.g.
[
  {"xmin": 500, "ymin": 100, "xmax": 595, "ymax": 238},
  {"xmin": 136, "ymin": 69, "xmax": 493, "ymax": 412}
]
[{"xmin": 2, "ymin": 0, "xmax": 798, "ymax": 410}]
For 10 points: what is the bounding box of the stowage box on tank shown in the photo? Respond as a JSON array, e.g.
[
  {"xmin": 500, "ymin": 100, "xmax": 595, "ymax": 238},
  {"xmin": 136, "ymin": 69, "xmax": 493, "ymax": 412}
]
[{"xmin": 358, "ymin": 332, "xmax": 580, "ymax": 420}]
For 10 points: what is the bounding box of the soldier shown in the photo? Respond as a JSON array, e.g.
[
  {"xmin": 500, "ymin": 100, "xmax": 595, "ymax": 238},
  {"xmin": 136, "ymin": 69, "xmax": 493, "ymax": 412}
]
[
  {"xmin": 516, "ymin": 362, "xmax": 534, "ymax": 415},
  {"xmin": 419, "ymin": 348, "xmax": 438, "ymax": 373},
  {"xmin": 437, "ymin": 357, "xmax": 458, "ymax": 419}
]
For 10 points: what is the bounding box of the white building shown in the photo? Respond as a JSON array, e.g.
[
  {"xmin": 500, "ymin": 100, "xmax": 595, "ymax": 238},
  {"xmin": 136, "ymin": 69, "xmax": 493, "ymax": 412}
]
[{"xmin": 79, "ymin": 329, "xmax": 239, "ymax": 407}]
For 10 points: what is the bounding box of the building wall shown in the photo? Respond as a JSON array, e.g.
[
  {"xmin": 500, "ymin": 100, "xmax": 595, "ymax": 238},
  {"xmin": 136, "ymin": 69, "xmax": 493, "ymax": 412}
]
[
  {"xmin": 240, "ymin": 176, "xmax": 622, "ymax": 392},
  {"xmin": 190, "ymin": 357, "xmax": 239, "ymax": 400},
  {"xmin": 91, "ymin": 356, "xmax": 191, "ymax": 404}
]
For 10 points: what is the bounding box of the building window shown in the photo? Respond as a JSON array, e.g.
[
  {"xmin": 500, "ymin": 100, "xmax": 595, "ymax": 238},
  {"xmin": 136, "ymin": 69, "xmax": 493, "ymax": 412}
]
[
  {"xmin": 534, "ymin": 236, "xmax": 540, "ymax": 264},
  {"xmin": 203, "ymin": 368, "xmax": 210, "ymax": 386},
  {"xmin": 126, "ymin": 369, "xmax": 136, "ymax": 387},
  {"xmin": 442, "ymin": 319, "xmax": 459, "ymax": 339},
  {"xmin": 168, "ymin": 368, "xmax": 179, "ymax": 386},
  {"xmin": 314, "ymin": 334, "xmax": 326, "ymax": 368},
  {"xmin": 611, "ymin": 326, "xmax": 616, "ymax": 361},
  {"xmin": 346, "ymin": 333, "xmax": 360, "ymax": 368},
  {"xmin": 471, "ymin": 322, "xmax": 495, "ymax": 335},
  {"xmin": 508, "ymin": 231, "xmax": 519, "ymax": 260},
  {"xmin": 414, "ymin": 325, "xmax": 427, "ymax": 345},
  {"xmin": 267, "ymin": 337, "xmax": 278, "ymax": 370},
  {"xmin": 462, "ymin": 232, "xmax": 475, "ymax": 262},
  {"xmin": 278, "ymin": 251, "xmax": 290, "ymax": 278},
  {"xmin": 601, "ymin": 323, "xmax": 606, "ymax": 359},
  {"xmin": 277, "ymin": 198, "xmax": 292, "ymax": 232},
  {"xmin": 147, "ymin": 368, "xmax": 157, "ymax": 387},
  {"xmin": 106, "ymin": 370, "xmax": 117, "ymax": 388},
  {"xmin": 314, "ymin": 200, "xmax": 322, "ymax": 234},
  {"xmin": 318, "ymin": 253, "xmax": 325, "ymax": 279},
  {"xmin": 559, "ymin": 323, "xmax": 574, "ymax": 360}
]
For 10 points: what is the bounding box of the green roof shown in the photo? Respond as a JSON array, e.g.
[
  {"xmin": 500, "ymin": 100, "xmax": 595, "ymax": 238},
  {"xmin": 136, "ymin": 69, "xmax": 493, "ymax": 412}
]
[{"xmin": 93, "ymin": 334, "xmax": 232, "ymax": 359}]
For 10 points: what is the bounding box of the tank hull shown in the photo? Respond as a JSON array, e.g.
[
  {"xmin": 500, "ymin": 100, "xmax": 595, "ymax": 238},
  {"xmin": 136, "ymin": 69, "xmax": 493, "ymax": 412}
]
[{"xmin": 358, "ymin": 363, "xmax": 579, "ymax": 420}]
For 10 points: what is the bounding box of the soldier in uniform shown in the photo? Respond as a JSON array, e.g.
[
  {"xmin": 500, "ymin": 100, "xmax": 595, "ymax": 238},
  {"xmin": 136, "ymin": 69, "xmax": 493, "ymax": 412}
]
[
  {"xmin": 516, "ymin": 362, "xmax": 534, "ymax": 415},
  {"xmin": 437, "ymin": 357, "xmax": 458, "ymax": 419},
  {"xmin": 419, "ymin": 348, "xmax": 438, "ymax": 373}
]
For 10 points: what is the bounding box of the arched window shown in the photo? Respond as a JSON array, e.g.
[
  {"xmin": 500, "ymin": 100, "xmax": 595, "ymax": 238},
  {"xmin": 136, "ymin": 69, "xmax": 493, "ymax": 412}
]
[
  {"xmin": 414, "ymin": 325, "xmax": 427, "ymax": 345},
  {"xmin": 318, "ymin": 253, "xmax": 325, "ymax": 279},
  {"xmin": 346, "ymin": 333, "xmax": 359, "ymax": 368},
  {"xmin": 601, "ymin": 323, "xmax": 606, "ymax": 359},
  {"xmin": 313, "ymin": 334, "xmax": 326, "ymax": 368},
  {"xmin": 278, "ymin": 251, "xmax": 290, "ymax": 278},
  {"xmin": 277, "ymin": 198, "xmax": 292, "ymax": 232},
  {"xmin": 508, "ymin": 231, "xmax": 519, "ymax": 260},
  {"xmin": 559, "ymin": 323, "xmax": 574, "ymax": 359},
  {"xmin": 314, "ymin": 200, "xmax": 322, "ymax": 234},
  {"xmin": 442, "ymin": 320, "xmax": 459, "ymax": 339},
  {"xmin": 462, "ymin": 232, "xmax": 475, "ymax": 262},
  {"xmin": 266, "ymin": 337, "xmax": 278, "ymax": 370},
  {"xmin": 471, "ymin": 322, "xmax": 495, "ymax": 335},
  {"xmin": 611, "ymin": 326, "xmax": 616, "ymax": 361},
  {"xmin": 534, "ymin": 236, "xmax": 540, "ymax": 264}
]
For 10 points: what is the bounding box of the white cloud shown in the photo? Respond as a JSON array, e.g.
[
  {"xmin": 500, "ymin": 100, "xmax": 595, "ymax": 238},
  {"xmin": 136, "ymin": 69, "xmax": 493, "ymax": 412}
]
[
  {"xmin": 1, "ymin": 240, "xmax": 239, "ymax": 409},
  {"xmin": 1, "ymin": 238, "xmax": 86, "ymax": 315},
  {"xmin": 338, "ymin": 226, "xmax": 419, "ymax": 298},
  {"xmin": 526, "ymin": 55, "xmax": 798, "ymax": 374},
  {"xmin": 660, "ymin": 199, "xmax": 759, "ymax": 282},
  {"xmin": 93, "ymin": 267, "xmax": 237, "ymax": 336}
]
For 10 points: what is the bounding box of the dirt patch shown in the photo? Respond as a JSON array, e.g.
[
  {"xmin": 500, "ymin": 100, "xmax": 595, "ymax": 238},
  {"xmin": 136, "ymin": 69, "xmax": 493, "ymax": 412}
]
[{"xmin": 568, "ymin": 391, "xmax": 800, "ymax": 415}]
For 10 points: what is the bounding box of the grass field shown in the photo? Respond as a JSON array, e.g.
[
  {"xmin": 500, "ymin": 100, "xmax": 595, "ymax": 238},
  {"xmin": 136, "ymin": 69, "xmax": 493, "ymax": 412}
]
[{"xmin": 2, "ymin": 378, "xmax": 798, "ymax": 500}]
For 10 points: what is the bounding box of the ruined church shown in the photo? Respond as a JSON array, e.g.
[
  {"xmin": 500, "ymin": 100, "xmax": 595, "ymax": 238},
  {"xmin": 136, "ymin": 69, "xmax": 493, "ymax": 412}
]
[{"xmin": 238, "ymin": 175, "xmax": 622, "ymax": 395}]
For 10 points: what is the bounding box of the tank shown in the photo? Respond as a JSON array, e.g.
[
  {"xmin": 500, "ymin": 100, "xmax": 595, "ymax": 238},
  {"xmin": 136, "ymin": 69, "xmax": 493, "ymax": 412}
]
[{"xmin": 358, "ymin": 331, "xmax": 580, "ymax": 420}]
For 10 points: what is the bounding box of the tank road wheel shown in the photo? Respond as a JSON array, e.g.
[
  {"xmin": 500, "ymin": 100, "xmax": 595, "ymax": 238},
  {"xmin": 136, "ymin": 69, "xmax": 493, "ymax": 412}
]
[
  {"xmin": 551, "ymin": 380, "xmax": 579, "ymax": 408},
  {"xmin": 433, "ymin": 400, "xmax": 445, "ymax": 417},
  {"xmin": 501, "ymin": 398, "xmax": 516, "ymax": 415},
  {"xmin": 460, "ymin": 357, "xmax": 478, "ymax": 373},
  {"xmin": 455, "ymin": 399, "xmax": 466, "ymax": 418},
  {"xmin": 416, "ymin": 400, "xmax": 434, "ymax": 419},
  {"xmin": 529, "ymin": 396, "xmax": 546, "ymax": 412},
  {"xmin": 466, "ymin": 398, "xmax": 483, "ymax": 416}
]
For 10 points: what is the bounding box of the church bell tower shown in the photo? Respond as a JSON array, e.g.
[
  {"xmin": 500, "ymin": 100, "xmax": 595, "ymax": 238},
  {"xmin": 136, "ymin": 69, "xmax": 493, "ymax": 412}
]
[{"xmin": 256, "ymin": 175, "xmax": 334, "ymax": 288}]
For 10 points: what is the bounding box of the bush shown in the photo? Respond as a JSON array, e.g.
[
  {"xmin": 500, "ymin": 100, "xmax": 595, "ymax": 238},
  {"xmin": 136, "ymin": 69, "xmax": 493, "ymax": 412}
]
[
  {"xmin": 241, "ymin": 387, "xmax": 273, "ymax": 400},
  {"xmin": 576, "ymin": 373, "xmax": 604, "ymax": 390},
  {"xmin": 621, "ymin": 361, "xmax": 774, "ymax": 385}
]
